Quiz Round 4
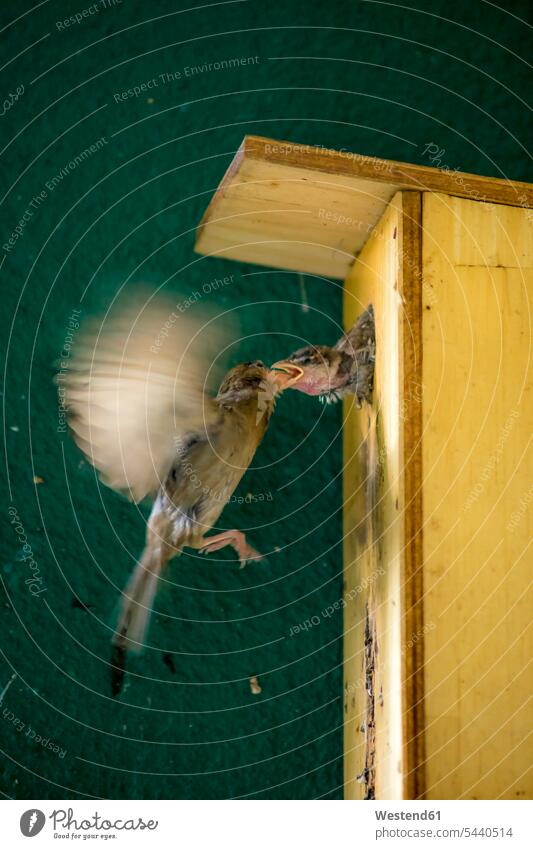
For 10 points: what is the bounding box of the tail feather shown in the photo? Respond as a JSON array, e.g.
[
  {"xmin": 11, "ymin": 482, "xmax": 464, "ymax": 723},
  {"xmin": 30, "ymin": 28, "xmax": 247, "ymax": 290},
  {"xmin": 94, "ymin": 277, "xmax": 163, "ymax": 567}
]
[{"xmin": 111, "ymin": 546, "xmax": 164, "ymax": 696}]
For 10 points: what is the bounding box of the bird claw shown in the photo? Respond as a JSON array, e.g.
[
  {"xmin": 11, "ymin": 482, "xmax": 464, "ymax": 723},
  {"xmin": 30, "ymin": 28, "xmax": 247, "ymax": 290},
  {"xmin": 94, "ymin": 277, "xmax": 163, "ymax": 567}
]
[
  {"xmin": 319, "ymin": 390, "xmax": 340, "ymax": 405},
  {"xmin": 200, "ymin": 532, "xmax": 262, "ymax": 567},
  {"xmin": 239, "ymin": 546, "xmax": 263, "ymax": 568}
]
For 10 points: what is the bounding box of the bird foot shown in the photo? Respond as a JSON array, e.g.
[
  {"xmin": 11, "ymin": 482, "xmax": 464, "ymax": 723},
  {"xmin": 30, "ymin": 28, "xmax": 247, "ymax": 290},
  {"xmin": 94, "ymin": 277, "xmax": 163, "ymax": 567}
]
[
  {"xmin": 200, "ymin": 530, "xmax": 263, "ymax": 567},
  {"xmin": 319, "ymin": 390, "xmax": 340, "ymax": 404}
]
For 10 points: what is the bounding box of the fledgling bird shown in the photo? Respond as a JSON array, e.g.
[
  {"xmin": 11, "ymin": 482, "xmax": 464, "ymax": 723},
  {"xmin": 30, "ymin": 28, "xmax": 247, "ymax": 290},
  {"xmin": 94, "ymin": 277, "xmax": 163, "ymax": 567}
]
[
  {"xmin": 272, "ymin": 305, "xmax": 375, "ymax": 406},
  {"xmin": 59, "ymin": 293, "xmax": 285, "ymax": 695}
]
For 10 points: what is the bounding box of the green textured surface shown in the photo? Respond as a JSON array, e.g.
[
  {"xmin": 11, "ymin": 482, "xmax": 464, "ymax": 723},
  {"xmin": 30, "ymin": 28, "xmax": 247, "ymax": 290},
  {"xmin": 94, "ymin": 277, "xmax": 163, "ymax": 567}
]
[{"xmin": 1, "ymin": 0, "xmax": 530, "ymax": 800}]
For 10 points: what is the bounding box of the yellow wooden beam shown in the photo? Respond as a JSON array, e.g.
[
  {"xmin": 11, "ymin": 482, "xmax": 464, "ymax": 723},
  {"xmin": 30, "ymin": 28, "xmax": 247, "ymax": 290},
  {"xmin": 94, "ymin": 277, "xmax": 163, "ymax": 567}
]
[{"xmin": 343, "ymin": 192, "xmax": 422, "ymax": 799}]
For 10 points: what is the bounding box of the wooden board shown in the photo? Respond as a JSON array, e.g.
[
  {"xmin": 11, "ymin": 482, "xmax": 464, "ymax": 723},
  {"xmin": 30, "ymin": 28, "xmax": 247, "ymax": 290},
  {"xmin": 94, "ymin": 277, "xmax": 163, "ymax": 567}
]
[
  {"xmin": 421, "ymin": 192, "xmax": 533, "ymax": 800},
  {"xmin": 343, "ymin": 191, "xmax": 424, "ymax": 799},
  {"xmin": 195, "ymin": 152, "xmax": 397, "ymax": 279},
  {"xmin": 195, "ymin": 136, "xmax": 533, "ymax": 280},
  {"xmin": 243, "ymin": 137, "xmax": 533, "ymax": 208}
]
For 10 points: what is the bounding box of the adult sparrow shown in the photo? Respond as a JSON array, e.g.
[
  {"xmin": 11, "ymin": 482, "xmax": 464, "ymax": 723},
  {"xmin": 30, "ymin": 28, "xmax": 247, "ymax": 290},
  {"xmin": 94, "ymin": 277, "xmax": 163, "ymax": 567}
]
[
  {"xmin": 272, "ymin": 305, "xmax": 375, "ymax": 406},
  {"xmin": 59, "ymin": 293, "xmax": 285, "ymax": 694}
]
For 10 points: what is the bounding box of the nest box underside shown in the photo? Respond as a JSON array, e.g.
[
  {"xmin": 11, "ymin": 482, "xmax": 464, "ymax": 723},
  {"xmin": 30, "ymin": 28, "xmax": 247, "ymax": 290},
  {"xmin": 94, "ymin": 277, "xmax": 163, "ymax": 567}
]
[{"xmin": 195, "ymin": 135, "xmax": 532, "ymax": 279}]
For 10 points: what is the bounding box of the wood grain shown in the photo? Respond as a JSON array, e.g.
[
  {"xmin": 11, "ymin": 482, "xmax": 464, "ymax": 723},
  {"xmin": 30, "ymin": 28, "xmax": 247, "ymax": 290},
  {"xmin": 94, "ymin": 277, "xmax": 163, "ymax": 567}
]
[
  {"xmin": 196, "ymin": 153, "xmax": 396, "ymax": 279},
  {"xmin": 421, "ymin": 192, "xmax": 533, "ymax": 800},
  {"xmin": 398, "ymin": 192, "xmax": 426, "ymax": 801}
]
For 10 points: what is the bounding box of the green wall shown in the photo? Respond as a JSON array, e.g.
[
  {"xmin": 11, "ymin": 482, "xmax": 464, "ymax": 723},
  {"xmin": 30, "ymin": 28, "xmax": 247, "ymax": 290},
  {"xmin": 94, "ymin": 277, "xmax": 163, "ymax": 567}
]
[{"xmin": 1, "ymin": 0, "xmax": 530, "ymax": 799}]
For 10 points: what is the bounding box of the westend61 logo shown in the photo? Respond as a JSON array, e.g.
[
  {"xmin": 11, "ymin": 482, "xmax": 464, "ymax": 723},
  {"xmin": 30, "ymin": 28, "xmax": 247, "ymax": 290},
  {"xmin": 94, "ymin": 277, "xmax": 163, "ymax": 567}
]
[{"xmin": 19, "ymin": 807, "xmax": 159, "ymax": 837}]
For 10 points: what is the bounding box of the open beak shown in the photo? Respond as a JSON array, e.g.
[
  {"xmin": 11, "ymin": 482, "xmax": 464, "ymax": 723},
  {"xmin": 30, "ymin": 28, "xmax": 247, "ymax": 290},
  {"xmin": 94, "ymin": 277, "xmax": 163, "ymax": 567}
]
[{"xmin": 271, "ymin": 360, "xmax": 305, "ymax": 388}]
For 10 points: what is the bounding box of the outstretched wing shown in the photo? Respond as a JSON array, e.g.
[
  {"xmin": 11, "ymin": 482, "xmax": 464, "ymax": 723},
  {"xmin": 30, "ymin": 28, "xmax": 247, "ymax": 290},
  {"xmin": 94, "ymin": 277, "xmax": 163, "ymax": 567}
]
[
  {"xmin": 335, "ymin": 304, "xmax": 375, "ymax": 357},
  {"xmin": 59, "ymin": 290, "xmax": 228, "ymax": 502}
]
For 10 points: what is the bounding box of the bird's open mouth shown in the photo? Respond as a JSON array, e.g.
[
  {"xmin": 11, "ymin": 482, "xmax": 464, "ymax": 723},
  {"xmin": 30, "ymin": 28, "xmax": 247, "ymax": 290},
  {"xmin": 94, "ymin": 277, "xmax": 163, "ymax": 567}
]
[{"xmin": 271, "ymin": 361, "xmax": 305, "ymax": 387}]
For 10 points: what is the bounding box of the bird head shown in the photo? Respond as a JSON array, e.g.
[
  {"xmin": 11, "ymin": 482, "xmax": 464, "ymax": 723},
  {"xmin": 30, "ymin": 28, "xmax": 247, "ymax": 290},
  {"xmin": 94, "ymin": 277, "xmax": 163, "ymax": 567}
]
[
  {"xmin": 216, "ymin": 360, "xmax": 279, "ymax": 407},
  {"xmin": 271, "ymin": 345, "xmax": 349, "ymax": 397}
]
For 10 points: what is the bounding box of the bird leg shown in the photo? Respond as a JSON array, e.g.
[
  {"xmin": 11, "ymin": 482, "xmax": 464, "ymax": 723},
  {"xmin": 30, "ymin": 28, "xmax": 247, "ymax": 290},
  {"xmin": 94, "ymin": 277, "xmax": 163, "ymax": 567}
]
[{"xmin": 200, "ymin": 530, "xmax": 263, "ymax": 567}]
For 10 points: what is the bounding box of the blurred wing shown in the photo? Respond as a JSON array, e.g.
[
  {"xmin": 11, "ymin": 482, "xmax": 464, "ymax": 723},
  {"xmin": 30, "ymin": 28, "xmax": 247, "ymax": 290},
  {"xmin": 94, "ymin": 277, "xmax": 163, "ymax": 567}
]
[
  {"xmin": 335, "ymin": 304, "xmax": 375, "ymax": 357},
  {"xmin": 59, "ymin": 291, "xmax": 228, "ymax": 502}
]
